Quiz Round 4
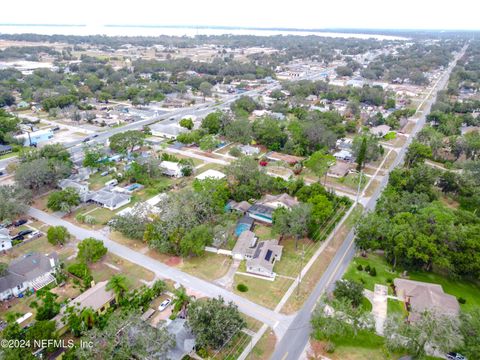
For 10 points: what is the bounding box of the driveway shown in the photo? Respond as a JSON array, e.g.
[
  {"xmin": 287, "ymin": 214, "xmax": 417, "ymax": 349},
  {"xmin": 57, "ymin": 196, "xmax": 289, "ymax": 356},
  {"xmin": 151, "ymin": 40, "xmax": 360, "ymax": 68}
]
[{"xmin": 28, "ymin": 207, "xmax": 293, "ymax": 337}]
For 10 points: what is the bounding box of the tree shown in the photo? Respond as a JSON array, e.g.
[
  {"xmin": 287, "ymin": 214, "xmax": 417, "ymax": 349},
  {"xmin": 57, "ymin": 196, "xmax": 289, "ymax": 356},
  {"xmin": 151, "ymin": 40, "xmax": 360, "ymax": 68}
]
[
  {"xmin": 356, "ymin": 136, "xmax": 367, "ymax": 171},
  {"xmin": 47, "ymin": 225, "xmax": 70, "ymax": 246},
  {"xmin": 0, "ymin": 185, "xmax": 32, "ymax": 222},
  {"xmin": 199, "ymin": 134, "xmax": 220, "ymax": 151},
  {"xmin": 75, "ymin": 310, "xmax": 174, "ymax": 360},
  {"xmin": 31, "ymin": 289, "xmax": 61, "ymax": 321},
  {"xmin": 179, "ymin": 224, "xmax": 213, "ymax": 257},
  {"xmin": 110, "ymin": 208, "xmax": 151, "ymax": 240},
  {"xmin": 188, "ymin": 296, "xmax": 246, "ymax": 350},
  {"xmin": 109, "ymin": 130, "xmax": 145, "ymax": 154},
  {"xmin": 405, "ymin": 141, "xmax": 433, "ymax": 168},
  {"xmin": 25, "ymin": 320, "xmax": 58, "ymax": 353},
  {"xmin": 0, "ymin": 109, "xmax": 20, "ymax": 144},
  {"xmin": 15, "ymin": 158, "xmax": 71, "ymax": 193},
  {"xmin": 223, "ymin": 118, "xmax": 253, "ymax": 144},
  {"xmin": 179, "ymin": 117, "xmax": 194, "ymax": 130},
  {"xmin": 106, "ymin": 274, "xmax": 129, "ymax": 301},
  {"xmin": 252, "ymin": 117, "xmax": 288, "ymax": 151},
  {"xmin": 273, "ymin": 203, "xmax": 312, "ymax": 248},
  {"xmin": 352, "ymin": 134, "xmax": 383, "ymax": 165},
  {"xmin": 47, "ymin": 188, "xmax": 80, "ymax": 213},
  {"xmin": 83, "ymin": 144, "xmax": 108, "ymax": 169},
  {"xmin": 201, "ymin": 111, "xmax": 222, "ymax": 134},
  {"xmin": 333, "ymin": 280, "xmax": 364, "ymax": 308},
  {"xmin": 199, "ymin": 81, "xmax": 213, "ymax": 99},
  {"xmin": 171, "ymin": 286, "xmax": 191, "ymax": 313},
  {"xmin": 459, "ymin": 308, "xmax": 480, "ymax": 358},
  {"xmin": 304, "ymin": 150, "xmax": 336, "ymax": 180},
  {"xmin": 77, "ymin": 238, "xmax": 107, "ymax": 264},
  {"xmin": 384, "ymin": 311, "xmax": 463, "ymax": 358}
]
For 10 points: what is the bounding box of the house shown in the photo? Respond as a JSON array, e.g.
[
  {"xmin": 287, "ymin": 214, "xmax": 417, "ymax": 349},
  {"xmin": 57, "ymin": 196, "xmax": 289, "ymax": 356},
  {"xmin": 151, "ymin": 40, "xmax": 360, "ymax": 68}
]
[
  {"xmin": 328, "ymin": 160, "xmax": 354, "ymax": 178},
  {"xmin": 247, "ymin": 204, "xmax": 275, "ymax": 223},
  {"xmin": 0, "ymin": 252, "xmax": 58, "ymax": 301},
  {"xmin": 333, "ymin": 149, "xmax": 353, "ymax": 162},
  {"xmin": 0, "ymin": 228, "xmax": 12, "ymax": 251},
  {"xmin": 160, "ymin": 161, "xmax": 184, "ymax": 178},
  {"xmin": 232, "ymin": 230, "xmax": 258, "ymax": 260},
  {"xmin": 195, "ymin": 169, "xmax": 226, "ymax": 180},
  {"xmin": 370, "ymin": 125, "xmax": 391, "ymax": 137},
  {"xmin": 150, "ymin": 123, "xmax": 187, "ymax": 140},
  {"xmin": 227, "ymin": 200, "xmax": 252, "ymax": 214},
  {"xmin": 336, "ymin": 138, "xmax": 353, "ymax": 150},
  {"xmin": 246, "ymin": 240, "xmax": 283, "ymax": 278},
  {"xmin": 394, "ymin": 278, "xmax": 460, "ymax": 322},
  {"xmin": 260, "ymin": 193, "xmax": 299, "ymax": 210},
  {"xmin": 265, "ymin": 151, "xmax": 303, "ymax": 165},
  {"xmin": 0, "ymin": 144, "xmax": 13, "ymax": 155},
  {"xmin": 166, "ymin": 318, "xmax": 196, "ymax": 359},
  {"xmin": 239, "ymin": 145, "xmax": 260, "ymax": 156},
  {"xmin": 59, "ymin": 179, "xmax": 89, "ymax": 195},
  {"xmin": 90, "ymin": 189, "xmax": 131, "ymax": 211},
  {"xmin": 70, "ymin": 281, "xmax": 115, "ymax": 313}
]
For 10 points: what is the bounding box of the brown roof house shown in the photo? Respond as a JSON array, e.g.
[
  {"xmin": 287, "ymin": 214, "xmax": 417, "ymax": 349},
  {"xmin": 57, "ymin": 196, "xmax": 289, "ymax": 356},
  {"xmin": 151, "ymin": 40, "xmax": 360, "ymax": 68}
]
[{"xmin": 394, "ymin": 278, "xmax": 460, "ymax": 322}]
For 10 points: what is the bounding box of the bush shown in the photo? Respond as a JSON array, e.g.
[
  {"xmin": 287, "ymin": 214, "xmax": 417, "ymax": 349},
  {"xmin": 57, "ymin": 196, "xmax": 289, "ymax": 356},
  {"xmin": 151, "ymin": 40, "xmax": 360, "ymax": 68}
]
[
  {"xmin": 237, "ymin": 284, "xmax": 249, "ymax": 292},
  {"xmin": 365, "ymin": 264, "xmax": 371, "ymax": 272},
  {"xmin": 458, "ymin": 297, "xmax": 466, "ymax": 304},
  {"xmin": 229, "ymin": 147, "xmax": 242, "ymax": 157},
  {"xmin": 67, "ymin": 262, "xmax": 92, "ymax": 285},
  {"xmin": 325, "ymin": 341, "xmax": 336, "ymax": 353},
  {"xmin": 357, "ymin": 264, "xmax": 363, "ymax": 271},
  {"xmin": 369, "ymin": 267, "xmax": 377, "ymax": 276},
  {"xmin": 386, "ymin": 278, "xmax": 393, "ymax": 284}
]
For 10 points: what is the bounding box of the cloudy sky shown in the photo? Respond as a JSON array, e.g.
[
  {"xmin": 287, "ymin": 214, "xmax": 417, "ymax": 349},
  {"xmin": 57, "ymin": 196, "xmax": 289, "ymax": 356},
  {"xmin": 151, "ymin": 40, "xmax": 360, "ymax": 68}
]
[{"xmin": 0, "ymin": 0, "xmax": 478, "ymax": 30}]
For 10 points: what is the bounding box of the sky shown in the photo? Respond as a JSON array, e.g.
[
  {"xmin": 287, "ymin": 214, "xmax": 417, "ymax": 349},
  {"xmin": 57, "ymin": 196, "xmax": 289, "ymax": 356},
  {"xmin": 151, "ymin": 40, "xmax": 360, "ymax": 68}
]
[{"xmin": 0, "ymin": 0, "xmax": 479, "ymax": 31}]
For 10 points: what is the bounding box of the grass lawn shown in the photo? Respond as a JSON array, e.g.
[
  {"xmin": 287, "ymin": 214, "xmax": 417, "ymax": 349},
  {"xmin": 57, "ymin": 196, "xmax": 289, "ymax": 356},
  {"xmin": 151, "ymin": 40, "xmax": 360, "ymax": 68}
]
[
  {"xmin": 343, "ymin": 254, "xmax": 399, "ymax": 294},
  {"xmin": 336, "ymin": 172, "xmax": 368, "ymax": 190},
  {"xmin": 5, "ymin": 236, "xmax": 75, "ymax": 264},
  {"xmin": 195, "ymin": 162, "xmax": 226, "ymax": 173},
  {"xmin": 179, "ymin": 253, "xmax": 232, "ymax": 281},
  {"xmin": 274, "ymin": 237, "xmax": 316, "ymax": 278},
  {"xmin": 383, "ymin": 132, "xmax": 397, "ymax": 141},
  {"xmin": 387, "ymin": 298, "xmax": 407, "ymax": 317},
  {"xmin": 361, "ymin": 296, "xmax": 372, "ymax": 312},
  {"xmin": 0, "ymin": 151, "xmax": 17, "ymax": 160},
  {"xmin": 251, "ymin": 328, "xmax": 277, "ymax": 360},
  {"xmin": 88, "ymin": 172, "xmax": 113, "ymax": 191},
  {"xmin": 233, "ymin": 261, "xmax": 294, "ymax": 309},
  {"xmin": 253, "ymin": 224, "xmax": 274, "ymax": 241},
  {"xmin": 89, "ymin": 207, "xmax": 116, "ymax": 226}
]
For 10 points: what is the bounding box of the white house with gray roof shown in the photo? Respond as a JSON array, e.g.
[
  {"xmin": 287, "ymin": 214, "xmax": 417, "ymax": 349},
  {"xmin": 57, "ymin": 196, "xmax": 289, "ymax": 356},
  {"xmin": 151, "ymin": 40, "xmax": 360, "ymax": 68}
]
[
  {"xmin": 0, "ymin": 228, "xmax": 12, "ymax": 251},
  {"xmin": 0, "ymin": 252, "xmax": 58, "ymax": 301}
]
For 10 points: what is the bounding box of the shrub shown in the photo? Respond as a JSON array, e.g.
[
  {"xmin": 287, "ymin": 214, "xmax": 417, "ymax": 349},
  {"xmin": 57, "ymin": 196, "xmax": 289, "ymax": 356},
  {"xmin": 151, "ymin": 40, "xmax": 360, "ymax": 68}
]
[
  {"xmin": 369, "ymin": 267, "xmax": 377, "ymax": 276},
  {"xmin": 365, "ymin": 264, "xmax": 371, "ymax": 272},
  {"xmin": 357, "ymin": 264, "xmax": 363, "ymax": 271},
  {"xmin": 386, "ymin": 278, "xmax": 393, "ymax": 284},
  {"xmin": 325, "ymin": 341, "xmax": 336, "ymax": 353},
  {"xmin": 67, "ymin": 262, "xmax": 93, "ymax": 285},
  {"xmin": 229, "ymin": 147, "xmax": 242, "ymax": 157},
  {"xmin": 237, "ymin": 284, "xmax": 249, "ymax": 292},
  {"xmin": 458, "ymin": 297, "xmax": 466, "ymax": 304}
]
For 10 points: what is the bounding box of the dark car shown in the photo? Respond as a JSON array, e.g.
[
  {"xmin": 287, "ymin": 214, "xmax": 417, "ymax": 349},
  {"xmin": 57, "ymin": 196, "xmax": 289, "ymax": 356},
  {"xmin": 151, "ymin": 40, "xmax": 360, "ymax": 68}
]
[
  {"xmin": 18, "ymin": 229, "xmax": 33, "ymax": 237},
  {"xmin": 447, "ymin": 353, "xmax": 467, "ymax": 360},
  {"xmin": 92, "ymin": 134, "xmax": 99, "ymax": 138},
  {"xmin": 13, "ymin": 219, "xmax": 28, "ymax": 227},
  {"xmin": 52, "ymin": 126, "xmax": 60, "ymax": 131},
  {"xmin": 82, "ymin": 137, "xmax": 91, "ymax": 143},
  {"xmin": 11, "ymin": 234, "xmax": 24, "ymax": 241}
]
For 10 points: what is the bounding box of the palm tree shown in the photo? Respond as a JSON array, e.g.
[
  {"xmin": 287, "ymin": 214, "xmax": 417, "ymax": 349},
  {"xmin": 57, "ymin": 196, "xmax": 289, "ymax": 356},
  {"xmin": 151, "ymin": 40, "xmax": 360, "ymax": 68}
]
[
  {"xmin": 172, "ymin": 286, "xmax": 191, "ymax": 313},
  {"xmin": 107, "ymin": 274, "xmax": 129, "ymax": 302},
  {"xmin": 81, "ymin": 307, "xmax": 96, "ymax": 329}
]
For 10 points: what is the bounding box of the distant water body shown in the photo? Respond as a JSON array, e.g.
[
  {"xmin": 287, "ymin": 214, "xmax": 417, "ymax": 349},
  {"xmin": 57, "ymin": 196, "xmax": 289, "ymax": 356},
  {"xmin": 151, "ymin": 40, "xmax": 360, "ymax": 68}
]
[{"xmin": 0, "ymin": 24, "xmax": 407, "ymax": 40}]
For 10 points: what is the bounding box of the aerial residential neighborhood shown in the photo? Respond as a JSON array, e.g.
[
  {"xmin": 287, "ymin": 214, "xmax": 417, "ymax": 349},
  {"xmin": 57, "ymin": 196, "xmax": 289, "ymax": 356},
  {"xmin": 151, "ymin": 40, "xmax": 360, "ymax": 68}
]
[{"xmin": 0, "ymin": 3, "xmax": 479, "ymax": 360}]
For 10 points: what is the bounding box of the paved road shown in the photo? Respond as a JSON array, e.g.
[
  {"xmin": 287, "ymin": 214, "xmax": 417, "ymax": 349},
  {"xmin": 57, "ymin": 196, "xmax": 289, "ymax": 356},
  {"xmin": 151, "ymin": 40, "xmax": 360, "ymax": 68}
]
[
  {"xmin": 270, "ymin": 46, "xmax": 467, "ymax": 360},
  {"xmin": 27, "ymin": 207, "xmax": 293, "ymax": 337}
]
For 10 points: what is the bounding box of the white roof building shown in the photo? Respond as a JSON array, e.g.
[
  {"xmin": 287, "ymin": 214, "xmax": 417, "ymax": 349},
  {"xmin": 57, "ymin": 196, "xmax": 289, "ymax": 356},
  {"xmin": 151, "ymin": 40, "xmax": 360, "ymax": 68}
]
[
  {"xmin": 195, "ymin": 169, "xmax": 226, "ymax": 180},
  {"xmin": 160, "ymin": 161, "xmax": 184, "ymax": 178},
  {"xmin": 150, "ymin": 123, "xmax": 187, "ymax": 139}
]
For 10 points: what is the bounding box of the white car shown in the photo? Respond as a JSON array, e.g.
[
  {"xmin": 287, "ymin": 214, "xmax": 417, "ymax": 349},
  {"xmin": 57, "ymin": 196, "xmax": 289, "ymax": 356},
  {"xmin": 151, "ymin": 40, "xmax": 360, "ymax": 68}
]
[{"xmin": 158, "ymin": 298, "xmax": 171, "ymax": 312}]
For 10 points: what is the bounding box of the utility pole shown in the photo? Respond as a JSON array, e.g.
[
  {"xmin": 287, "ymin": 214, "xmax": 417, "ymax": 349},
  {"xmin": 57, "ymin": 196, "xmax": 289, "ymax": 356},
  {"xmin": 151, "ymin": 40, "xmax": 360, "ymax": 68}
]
[
  {"xmin": 355, "ymin": 170, "xmax": 363, "ymax": 205},
  {"xmin": 297, "ymin": 244, "xmax": 305, "ymax": 297}
]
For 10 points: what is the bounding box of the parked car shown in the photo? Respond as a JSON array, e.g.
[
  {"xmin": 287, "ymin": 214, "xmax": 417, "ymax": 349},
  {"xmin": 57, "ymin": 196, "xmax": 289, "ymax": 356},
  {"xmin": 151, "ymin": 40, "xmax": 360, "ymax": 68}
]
[
  {"xmin": 447, "ymin": 353, "xmax": 467, "ymax": 360},
  {"xmin": 11, "ymin": 235, "xmax": 24, "ymax": 241},
  {"xmin": 13, "ymin": 219, "xmax": 28, "ymax": 227},
  {"xmin": 92, "ymin": 134, "xmax": 99, "ymax": 138},
  {"xmin": 82, "ymin": 137, "xmax": 91, "ymax": 143},
  {"xmin": 100, "ymin": 171, "xmax": 109, "ymax": 176},
  {"xmin": 28, "ymin": 231, "xmax": 42, "ymax": 240},
  {"xmin": 158, "ymin": 298, "xmax": 172, "ymax": 312},
  {"xmin": 18, "ymin": 229, "xmax": 33, "ymax": 237},
  {"xmin": 52, "ymin": 126, "xmax": 60, "ymax": 131}
]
